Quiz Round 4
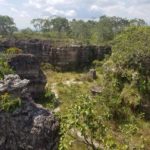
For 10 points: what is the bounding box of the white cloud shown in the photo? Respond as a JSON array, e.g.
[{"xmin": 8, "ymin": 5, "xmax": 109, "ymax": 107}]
[
  {"xmin": 11, "ymin": 7, "xmax": 18, "ymax": 13},
  {"xmin": 0, "ymin": 0, "xmax": 5, "ymax": 2},
  {"xmin": 0, "ymin": 0, "xmax": 7, "ymax": 5},
  {"xmin": 45, "ymin": 6, "xmax": 64, "ymax": 15},
  {"xmin": 45, "ymin": 7, "xmax": 76, "ymax": 17},
  {"xmin": 19, "ymin": 11, "xmax": 30, "ymax": 18},
  {"xmin": 66, "ymin": 10, "xmax": 76, "ymax": 17},
  {"xmin": 28, "ymin": 0, "xmax": 42, "ymax": 8},
  {"xmin": 27, "ymin": 0, "xmax": 73, "ymax": 9},
  {"xmin": 90, "ymin": 5, "xmax": 99, "ymax": 11},
  {"xmin": 88, "ymin": 0, "xmax": 150, "ymax": 23}
]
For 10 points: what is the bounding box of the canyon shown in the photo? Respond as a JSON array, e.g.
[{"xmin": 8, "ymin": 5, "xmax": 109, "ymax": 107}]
[{"xmin": 0, "ymin": 39, "xmax": 112, "ymax": 150}]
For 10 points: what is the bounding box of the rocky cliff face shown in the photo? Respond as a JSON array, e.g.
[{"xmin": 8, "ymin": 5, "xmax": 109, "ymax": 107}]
[
  {"xmin": 0, "ymin": 74, "xmax": 60, "ymax": 150},
  {"xmin": 0, "ymin": 39, "xmax": 111, "ymax": 71},
  {"xmin": 8, "ymin": 54, "xmax": 47, "ymax": 99}
]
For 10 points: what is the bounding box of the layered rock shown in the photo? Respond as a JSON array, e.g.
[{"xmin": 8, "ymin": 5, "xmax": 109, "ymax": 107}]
[
  {"xmin": 8, "ymin": 54, "xmax": 47, "ymax": 99},
  {"xmin": 0, "ymin": 74, "xmax": 60, "ymax": 150},
  {"xmin": 0, "ymin": 39, "xmax": 111, "ymax": 71}
]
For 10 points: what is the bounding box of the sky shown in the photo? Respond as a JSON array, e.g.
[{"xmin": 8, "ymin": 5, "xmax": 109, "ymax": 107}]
[{"xmin": 0, "ymin": 0, "xmax": 150, "ymax": 29}]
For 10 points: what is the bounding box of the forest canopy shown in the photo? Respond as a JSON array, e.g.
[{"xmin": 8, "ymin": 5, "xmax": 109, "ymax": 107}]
[{"xmin": 0, "ymin": 15, "xmax": 148, "ymax": 45}]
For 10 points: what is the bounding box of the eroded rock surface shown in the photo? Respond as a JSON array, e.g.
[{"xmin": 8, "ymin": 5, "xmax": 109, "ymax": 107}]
[
  {"xmin": 0, "ymin": 74, "xmax": 29, "ymax": 95},
  {"xmin": 0, "ymin": 74, "xmax": 60, "ymax": 150},
  {"xmin": 0, "ymin": 39, "xmax": 111, "ymax": 71},
  {"xmin": 8, "ymin": 54, "xmax": 47, "ymax": 99},
  {"xmin": 0, "ymin": 101, "xmax": 59, "ymax": 150}
]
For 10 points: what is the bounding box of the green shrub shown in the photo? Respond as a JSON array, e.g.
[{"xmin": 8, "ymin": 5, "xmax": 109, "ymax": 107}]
[
  {"xmin": 0, "ymin": 52, "xmax": 14, "ymax": 79},
  {"xmin": 0, "ymin": 93, "xmax": 21, "ymax": 112},
  {"xmin": 6, "ymin": 47, "xmax": 22, "ymax": 54},
  {"xmin": 35, "ymin": 88, "xmax": 59, "ymax": 109},
  {"xmin": 41, "ymin": 63, "xmax": 55, "ymax": 70}
]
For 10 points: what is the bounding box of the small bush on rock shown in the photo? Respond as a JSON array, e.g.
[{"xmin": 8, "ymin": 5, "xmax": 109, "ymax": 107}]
[{"xmin": 0, "ymin": 93, "xmax": 21, "ymax": 112}]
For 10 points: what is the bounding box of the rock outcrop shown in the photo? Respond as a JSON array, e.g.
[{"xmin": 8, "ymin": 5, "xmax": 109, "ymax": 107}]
[
  {"xmin": 0, "ymin": 101, "xmax": 60, "ymax": 150},
  {"xmin": 87, "ymin": 69, "xmax": 97, "ymax": 80},
  {"xmin": 0, "ymin": 74, "xmax": 60, "ymax": 150},
  {"xmin": 91, "ymin": 86, "xmax": 103, "ymax": 95},
  {"xmin": 0, "ymin": 39, "xmax": 111, "ymax": 71},
  {"xmin": 8, "ymin": 54, "xmax": 47, "ymax": 99},
  {"xmin": 0, "ymin": 74, "xmax": 29, "ymax": 96}
]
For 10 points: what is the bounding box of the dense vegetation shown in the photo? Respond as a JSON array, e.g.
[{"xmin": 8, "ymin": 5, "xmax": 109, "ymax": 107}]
[
  {"xmin": 57, "ymin": 27, "xmax": 150, "ymax": 149},
  {"xmin": 0, "ymin": 15, "xmax": 147, "ymax": 45},
  {"xmin": 0, "ymin": 48, "xmax": 22, "ymax": 112},
  {"xmin": 0, "ymin": 15, "xmax": 17, "ymax": 37}
]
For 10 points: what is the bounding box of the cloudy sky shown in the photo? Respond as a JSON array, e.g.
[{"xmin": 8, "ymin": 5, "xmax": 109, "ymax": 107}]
[{"xmin": 0, "ymin": 0, "xmax": 150, "ymax": 28}]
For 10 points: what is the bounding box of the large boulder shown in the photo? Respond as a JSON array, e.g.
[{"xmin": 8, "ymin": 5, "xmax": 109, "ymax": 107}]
[
  {"xmin": 0, "ymin": 101, "xmax": 60, "ymax": 150},
  {"xmin": 0, "ymin": 74, "xmax": 60, "ymax": 150},
  {"xmin": 8, "ymin": 54, "xmax": 47, "ymax": 99}
]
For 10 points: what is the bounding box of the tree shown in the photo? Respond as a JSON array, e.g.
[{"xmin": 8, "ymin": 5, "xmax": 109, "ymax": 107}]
[
  {"xmin": 130, "ymin": 19, "xmax": 147, "ymax": 26},
  {"xmin": 31, "ymin": 18, "xmax": 45, "ymax": 32},
  {"xmin": 70, "ymin": 19, "xmax": 91, "ymax": 44},
  {"xmin": 21, "ymin": 28, "xmax": 33, "ymax": 34},
  {"xmin": 96, "ymin": 16, "xmax": 130, "ymax": 43},
  {"xmin": 50, "ymin": 17, "xmax": 70, "ymax": 33},
  {"xmin": 59, "ymin": 95, "xmax": 119, "ymax": 150},
  {"xmin": 0, "ymin": 15, "xmax": 17, "ymax": 36}
]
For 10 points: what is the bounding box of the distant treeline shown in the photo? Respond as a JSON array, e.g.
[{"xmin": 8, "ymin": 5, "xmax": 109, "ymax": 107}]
[{"xmin": 0, "ymin": 15, "xmax": 148, "ymax": 44}]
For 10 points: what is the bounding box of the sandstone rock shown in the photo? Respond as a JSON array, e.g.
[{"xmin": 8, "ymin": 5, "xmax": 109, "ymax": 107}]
[
  {"xmin": 8, "ymin": 54, "xmax": 47, "ymax": 99},
  {"xmin": 91, "ymin": 86, "xmax": 103, "ymax": 95},
  {"xmin": 0, "ymin": 39, "xmax": 111, "ymax": 71},
  {"xmin": 87, "ymin": 69, "xmax": 97, "ymax": 80},
  {"xmin": 0, "ymin": 100, "xmax": 60, "ymax": 150},
  {"xmin": 0, "ymin": 74, "xmax": 60, "ymax": 150}
]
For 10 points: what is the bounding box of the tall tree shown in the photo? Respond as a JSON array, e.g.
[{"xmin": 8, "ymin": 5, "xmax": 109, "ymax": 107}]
[
  {"xmin": 130, "ymin": 18, "xmax": 147, "ymax": 26},
  {"xmin": 70, "ymin": 19, "xmax": 91, "ymax": 44},
  {"xmin": 50, "ymin": 17, "xmax": 69, "ymax": 33},
  {"xmin": 97, "ymin": 16, "xmax": 130, "ymax": 43},
  {"xmin": 31, "ymin": 18, "xmax": 45, "ymax": 32},
  {"xmin": 0, "ymin": 15, "xmax": 17, "ymax": 36}
]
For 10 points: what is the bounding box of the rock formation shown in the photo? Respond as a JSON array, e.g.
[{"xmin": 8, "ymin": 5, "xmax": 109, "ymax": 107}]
[
  {"xmin": 0, "ymin": 74, "xmax": 29, "ymax": 96},
  {"xmin": 0, "ymin": 74, "xmax": 60, "ymax": 150},
  {"xmin": 0, "ymin": 39, "xmax": 111, "ymax": 71},
  {"xmin": 8, "ymin": 54, "xmax": 47, "ymax": 99},
  {"xmin": 91, "ymin": 86, "xmax": 103, "ymax": 95},
  {"xmin": 87, "ymin": 69, "xmax": 97, "ymax": 80}
]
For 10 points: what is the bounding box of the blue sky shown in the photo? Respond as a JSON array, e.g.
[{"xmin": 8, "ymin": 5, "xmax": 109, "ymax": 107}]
[{"xmin": 0, "ymin": 0, "xmax": 150, "ymax": 28}]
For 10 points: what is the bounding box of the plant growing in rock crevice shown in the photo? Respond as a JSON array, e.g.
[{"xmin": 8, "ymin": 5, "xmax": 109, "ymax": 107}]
[{"xmin": 0, "ymin": 93, "xmax": 21, "ymax": 112}]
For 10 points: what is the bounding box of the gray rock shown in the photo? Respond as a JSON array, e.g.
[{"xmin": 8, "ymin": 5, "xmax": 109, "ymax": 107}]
[
  {"xmin": 0, "ymin": 74, "xmax": 29, "ymax": 95},
  {"xmin": 91, "ymin": 86, "xmax": 103, "ymax": 95},
  {"xmin": 87, "ymin": 69, "xmax": 97, "ymax": 80},
  {"xmin": 0, "ymin": 39, "xmax": 111, "ymax": 71},
  {"xmin": 8, "ymin": 54, "xmax": 47, "ymax": 99},
  {"xmin": 0, "ymin": 100, "xmax": 60, "ymax": 150},
  {"xmin": 0, "ymin": 74, "xmax": 60, "ymax": 149}
]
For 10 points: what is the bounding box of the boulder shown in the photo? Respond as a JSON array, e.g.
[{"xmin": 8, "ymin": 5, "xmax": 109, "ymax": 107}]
[
  {"xmin": 8, "ymin": 54, "xmax": 47, "ymax": 99},
  {"xmin": 87, "ymin": 69, "xmax": 97, "ymax": 80},
  {"xmin": 0, "ymin": 100, "xmax": 60, "ymax": 150},
  {"xmin": 0, "ymin": 74, "xmax": 60, "ymax": 150},
  {"xmin": 91, "ymin": 86, "xmax": 103, "ymax": 95}
]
